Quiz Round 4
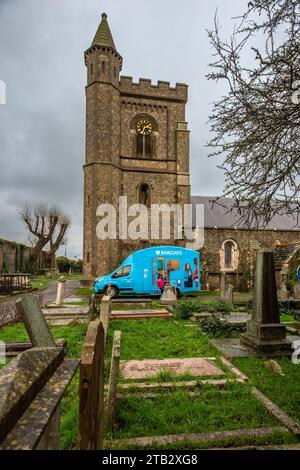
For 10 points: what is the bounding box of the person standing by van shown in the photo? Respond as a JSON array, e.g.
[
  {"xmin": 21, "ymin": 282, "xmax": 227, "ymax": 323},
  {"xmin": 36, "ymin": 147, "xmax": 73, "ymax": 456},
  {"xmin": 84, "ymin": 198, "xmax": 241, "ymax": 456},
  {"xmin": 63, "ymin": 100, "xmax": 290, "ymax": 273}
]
[
  {"xmin": 157, "ymin": 274, "xmax": 165, "ymax": 295},
  {"xmin": 193, "ymin": 257, "xmax": 199, "ymax": 288}
]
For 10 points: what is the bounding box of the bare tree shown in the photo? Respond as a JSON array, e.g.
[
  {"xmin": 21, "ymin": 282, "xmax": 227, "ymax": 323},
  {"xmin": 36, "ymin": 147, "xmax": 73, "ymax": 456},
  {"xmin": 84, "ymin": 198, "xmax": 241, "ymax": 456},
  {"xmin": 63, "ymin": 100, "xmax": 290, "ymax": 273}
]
[
  {"xmin": 20, "ymin": 203, "xmax": 70, "ymax": 268},
  {"xmin": 207, "ymin": 0, "xmax": 300, "ymax": 226}
]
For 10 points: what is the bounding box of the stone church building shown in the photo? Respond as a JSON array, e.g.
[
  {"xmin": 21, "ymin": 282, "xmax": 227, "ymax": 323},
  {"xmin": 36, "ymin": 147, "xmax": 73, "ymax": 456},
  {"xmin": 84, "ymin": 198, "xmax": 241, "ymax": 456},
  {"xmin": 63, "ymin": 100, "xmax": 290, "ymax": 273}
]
[{"xmin": 83, "ymin": 13, "xmax": 300, "ymax": 290}]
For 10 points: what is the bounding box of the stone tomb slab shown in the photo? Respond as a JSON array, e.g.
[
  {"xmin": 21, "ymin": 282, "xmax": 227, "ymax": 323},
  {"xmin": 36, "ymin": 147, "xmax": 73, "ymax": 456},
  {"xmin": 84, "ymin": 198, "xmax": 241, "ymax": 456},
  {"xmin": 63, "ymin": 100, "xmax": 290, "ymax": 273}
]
[
  {"xmin": 121, "ymin": 358, "xmax": 224, "ymax": 380},
  {"xmin": 210, "ymin": 339, "xmax": 257, "ymax": 358},
  {"xmin": 210, "ymin": 338, "xmax": 297, "ymax": 358}
]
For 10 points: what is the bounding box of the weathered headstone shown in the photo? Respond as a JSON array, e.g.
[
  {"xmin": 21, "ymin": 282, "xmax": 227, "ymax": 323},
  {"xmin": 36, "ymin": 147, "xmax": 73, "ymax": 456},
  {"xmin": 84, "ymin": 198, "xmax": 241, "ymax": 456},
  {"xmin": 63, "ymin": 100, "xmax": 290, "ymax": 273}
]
[
  {"xmin": 55, "ymin": 276, "xmax": 66, "ymax": 305},
  {"xmin": 105, "ymin": 330, "xmax": 121, "ymax": 432},
  {"xmin": 223, "ymin": 284, "xmax": 233, "ymax": 303},
  {"xmin": 160, "ymin": 285, "xmax": 177, "ymax": 305},
  {"xmin": 16, "ymin": 294, "xmax": 56, "ymax": 348},
  {"xmin": 293, "ymin": 282, "xmax": 300, "ymax": 300},
  {"xmin": 278, "ymin": 270, "xmax": 289, "ymax": 300},
  {"xmin": 89, "ymin": 293, "xmax": 97, "ymax": 321},
  {"xmin": 240, "ymin": 249, "xmax": 292, "ymax": 353},
  {"xmin": 220, "ymin": 271, "xmax": 226, "ymax": 300},
  {"xmin": 100, "ymin": 295, "xmax": 110, "ymax": 340}
]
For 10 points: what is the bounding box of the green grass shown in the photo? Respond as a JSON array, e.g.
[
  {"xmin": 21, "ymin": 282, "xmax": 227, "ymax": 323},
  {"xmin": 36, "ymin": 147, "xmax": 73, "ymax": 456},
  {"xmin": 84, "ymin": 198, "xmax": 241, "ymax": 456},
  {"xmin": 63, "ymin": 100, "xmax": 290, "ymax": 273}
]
[
  {"xmin": 106, "ymin": 318, "xmax": 217, "ymax": 361},
  {"xmin": 280, "ymin": 314, "xmax": 294, "ymax": 323},
  {"xmin": 232, "ymin": 357, "xmax": 300, "ymax": 424},
  {"xmin": 2, "ymin": 317, "xmax": 300, "ymax": 451},
  {"xmin": 64, "ymin": 301, "xmax": 89, "ymax": 306},
  {"xmin": 75, "ymin": 287, "xmax": 93, "ymax": 297},
  {"xmin": 107, "ymin": 383, "xmax": 281, "ymax": 441},
  {"xmin": 31, "ymin": 277, "xmax": 50, "ymax": 290}
]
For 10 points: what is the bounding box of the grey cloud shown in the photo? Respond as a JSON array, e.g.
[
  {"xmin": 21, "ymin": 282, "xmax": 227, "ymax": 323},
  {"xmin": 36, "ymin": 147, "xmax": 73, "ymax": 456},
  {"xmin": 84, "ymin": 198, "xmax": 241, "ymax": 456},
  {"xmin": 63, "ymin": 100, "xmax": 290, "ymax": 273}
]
[{"xmin": 0, "ymin": 0, "xmax": 248, "ymax": 257}]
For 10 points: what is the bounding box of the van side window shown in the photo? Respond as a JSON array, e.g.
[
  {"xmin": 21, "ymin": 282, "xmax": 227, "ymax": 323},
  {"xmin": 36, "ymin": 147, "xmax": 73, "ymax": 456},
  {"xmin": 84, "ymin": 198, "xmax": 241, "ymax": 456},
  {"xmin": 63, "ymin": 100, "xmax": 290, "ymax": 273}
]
[
  {"xmin": 113, "ymin": 265, "xmax": 131, "ymax": 278},
  {"xmin": 167, "ymin": 259, "xmax": 180, "ymax": 271},
  {"xmin": 122, "ymin": 265, "xmax": 131, "ymax": 276}
]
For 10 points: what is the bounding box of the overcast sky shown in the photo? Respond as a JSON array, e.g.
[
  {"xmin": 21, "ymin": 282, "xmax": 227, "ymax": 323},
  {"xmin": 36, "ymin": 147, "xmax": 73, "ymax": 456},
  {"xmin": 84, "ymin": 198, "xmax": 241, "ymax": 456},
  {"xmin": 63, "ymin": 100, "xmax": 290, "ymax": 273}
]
[{"xmin": 0, "ymin": 0, "xmax": 249, "ymax": 257}]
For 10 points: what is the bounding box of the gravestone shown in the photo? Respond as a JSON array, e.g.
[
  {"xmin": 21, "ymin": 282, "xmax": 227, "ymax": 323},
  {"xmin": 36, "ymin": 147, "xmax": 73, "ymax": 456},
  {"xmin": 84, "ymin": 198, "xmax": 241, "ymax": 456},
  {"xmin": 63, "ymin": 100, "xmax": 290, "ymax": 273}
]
[
  {"xmin": 220, "ymin": 271, "xmax": 226, "ymax": 300},
  {"xmin": 278, "ymin": 270, "xmax": 288, "ymax": 300},
  {"xmin": 55, "ymin": 276, "xmax": 66, "ymax": 306},
  {"xmin": 100, "ymin": 295, "xmax": 110, "ymax": 340},
  {"xmin": 106, "ymin": 330, "xmax": 121, "ymax": 432},
  {"xmin": 121, "ymin": 358, "xmax": 224, "ymax": 380},
  {"xmin": 160, "ymin": 285, "xmax": 177, "ymax": 305},
  {"xmin": 16, "ymin": 294, "xmax": 56, "ymax": 348},
  {"xmin": 240, "ymin": 249, "xmax": 292, "ymax": 353},
  {"xmin": 293, "ymin": 282, "xmax": 300, "ymax": 300},
  {"xmin": 223, "ymin": 284, "xmax": 233, "ymax": 303}
]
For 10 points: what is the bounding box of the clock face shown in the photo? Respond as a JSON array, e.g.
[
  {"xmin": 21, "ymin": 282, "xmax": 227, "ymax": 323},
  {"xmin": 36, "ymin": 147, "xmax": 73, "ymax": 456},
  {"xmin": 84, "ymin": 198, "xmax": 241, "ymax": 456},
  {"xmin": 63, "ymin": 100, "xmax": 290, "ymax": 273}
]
[{"xmin": 137, "ymin": 119, "xmax": 153, "ymax": 135}]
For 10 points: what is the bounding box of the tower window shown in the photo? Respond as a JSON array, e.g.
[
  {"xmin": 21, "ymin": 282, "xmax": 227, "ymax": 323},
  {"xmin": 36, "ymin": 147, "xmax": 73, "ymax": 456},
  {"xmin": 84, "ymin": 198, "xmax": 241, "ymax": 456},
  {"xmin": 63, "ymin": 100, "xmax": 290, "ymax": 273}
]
[
  {"xmin": 86, "ymin": 251, "xmax": 90, "ymax": 263},
  {"xmin": 90, "ymin": 63, "xmax": 93, "ymax": 75},
  {"xmin": 102, "ymin": 61, "xmax": 106, "ymax": 73},
  {"xmin": 136, "ymin": 134, "xmax": 152, "ymax": 158},
  {"xmin": 139, "ymin": 183, "xmax": 151, "ymax": 207},
  {"xmin": 114, "ymin": 66, "xmax": 117, "ymax": 78}
]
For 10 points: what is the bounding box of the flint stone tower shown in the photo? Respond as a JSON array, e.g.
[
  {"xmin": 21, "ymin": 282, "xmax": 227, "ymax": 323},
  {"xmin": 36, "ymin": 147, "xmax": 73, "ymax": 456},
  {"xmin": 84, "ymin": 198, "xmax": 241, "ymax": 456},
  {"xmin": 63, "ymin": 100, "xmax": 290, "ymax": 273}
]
[{"xmin": 83, "ymin": 13, "xmax": 191, "ymax": 278}]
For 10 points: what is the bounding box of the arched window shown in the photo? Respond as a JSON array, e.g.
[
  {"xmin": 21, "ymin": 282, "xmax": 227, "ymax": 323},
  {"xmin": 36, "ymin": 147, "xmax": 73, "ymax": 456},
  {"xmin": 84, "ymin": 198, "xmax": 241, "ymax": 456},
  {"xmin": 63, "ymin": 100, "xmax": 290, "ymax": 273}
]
[
  {"xmin": 224, "ymin": 241, "xmax": 234, "ymax": 268},
  {"xmin": 220, "ymin": 239, "xmax": 239, "ymax": 271},
  {"xmin": 138, "ymin": 183, "xmax": 151, "ymax": 207},
  {"xmin": 136, "ymin": 133, "xmax": 152, "ymax": 158},
  {"xmin": 131, "ymin": 115, "xmax": 157, "ymax": 159}
]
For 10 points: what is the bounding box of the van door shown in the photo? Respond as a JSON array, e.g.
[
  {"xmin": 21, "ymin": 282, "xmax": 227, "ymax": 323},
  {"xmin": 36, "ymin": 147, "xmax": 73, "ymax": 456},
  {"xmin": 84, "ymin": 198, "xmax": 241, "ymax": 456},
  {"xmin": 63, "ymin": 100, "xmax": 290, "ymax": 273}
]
[
  {"xmin": 111, "ymin": 265, "xmax": 133, "ymax": 292},
  {"xmin": 151, "ymin": 257, "xmax": 165, "ymax": 294}
]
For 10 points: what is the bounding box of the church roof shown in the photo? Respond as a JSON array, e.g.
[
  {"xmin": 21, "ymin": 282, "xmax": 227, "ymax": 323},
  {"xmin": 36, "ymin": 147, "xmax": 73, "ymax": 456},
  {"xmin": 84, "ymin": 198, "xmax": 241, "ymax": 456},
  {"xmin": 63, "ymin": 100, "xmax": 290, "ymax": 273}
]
[
  {"xmin": 191, "ymin": 195, "xmax": 300, "ymax": 231},
  {"xmin": 92, "ymin": 13, "xmax": 116, "ymax": 48}
]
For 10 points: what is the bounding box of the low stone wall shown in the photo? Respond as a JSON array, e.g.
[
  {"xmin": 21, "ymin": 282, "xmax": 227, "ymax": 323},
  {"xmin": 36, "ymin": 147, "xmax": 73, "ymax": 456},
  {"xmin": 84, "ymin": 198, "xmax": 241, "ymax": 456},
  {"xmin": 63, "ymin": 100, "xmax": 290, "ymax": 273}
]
[{"xmin": 0, "ymin": 238, "xmax": 46, "ymax": 274}]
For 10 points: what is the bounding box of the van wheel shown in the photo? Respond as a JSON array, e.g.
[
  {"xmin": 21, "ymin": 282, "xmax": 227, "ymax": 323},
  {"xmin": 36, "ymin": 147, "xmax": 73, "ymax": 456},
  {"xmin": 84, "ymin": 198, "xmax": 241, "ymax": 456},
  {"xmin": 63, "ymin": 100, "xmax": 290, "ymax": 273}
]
[
  {"xmin": 176, "ymin": 288, "xmax": 181, "ymax": 298},
  {"xmin": 104, "ymin": 285, "xmax": 118, "ymax": 298}
]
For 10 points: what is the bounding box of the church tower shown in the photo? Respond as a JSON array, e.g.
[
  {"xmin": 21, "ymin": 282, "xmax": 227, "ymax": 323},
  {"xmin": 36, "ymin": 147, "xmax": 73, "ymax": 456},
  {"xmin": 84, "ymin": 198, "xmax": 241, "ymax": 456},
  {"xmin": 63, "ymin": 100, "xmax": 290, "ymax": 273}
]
[{"xmin": 83, "ymin": 13, "xmax": 191, "ymax": 278}]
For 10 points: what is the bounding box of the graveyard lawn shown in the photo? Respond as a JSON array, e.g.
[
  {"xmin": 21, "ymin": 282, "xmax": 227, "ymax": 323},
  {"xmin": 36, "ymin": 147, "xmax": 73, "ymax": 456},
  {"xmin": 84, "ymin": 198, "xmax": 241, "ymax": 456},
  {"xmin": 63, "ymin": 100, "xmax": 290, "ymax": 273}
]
[
  {"xmin": 232, "ymin": 357, "xmax": 300, "ymax": 423},
  {"xmin": 1, "ymin": 318, "xmax": 300, "ymax": 450}
]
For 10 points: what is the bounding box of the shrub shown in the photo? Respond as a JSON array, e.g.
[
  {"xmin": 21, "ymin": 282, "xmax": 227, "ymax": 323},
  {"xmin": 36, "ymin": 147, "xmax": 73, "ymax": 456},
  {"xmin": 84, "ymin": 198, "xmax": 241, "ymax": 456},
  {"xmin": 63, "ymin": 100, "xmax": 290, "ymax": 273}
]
[
  {"xmin": 198, "ymin": 315, "xmax": 230, "ymax": 337},
  {"xmin": 198, "ymin": 314, "xmax": 246, "ymax": 337},
  {"xmin": 186, "ymin": 300, "xmax": 232, "ymax": 314},
  {"xmin": 174, "ymin": 300, "xmax": 233, "ymax": 320},
  {"xmin": 174, "ymin": 302, "xmax": 193, "ymax": 319}
]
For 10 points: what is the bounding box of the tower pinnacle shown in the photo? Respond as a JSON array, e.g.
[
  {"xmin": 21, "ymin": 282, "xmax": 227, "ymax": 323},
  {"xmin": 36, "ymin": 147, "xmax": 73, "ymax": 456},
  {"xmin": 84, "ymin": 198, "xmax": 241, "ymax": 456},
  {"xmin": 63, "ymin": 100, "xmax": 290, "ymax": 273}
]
[{"xmin": 92, "ymin": 12, "xmax": 116, "ymax": 49}]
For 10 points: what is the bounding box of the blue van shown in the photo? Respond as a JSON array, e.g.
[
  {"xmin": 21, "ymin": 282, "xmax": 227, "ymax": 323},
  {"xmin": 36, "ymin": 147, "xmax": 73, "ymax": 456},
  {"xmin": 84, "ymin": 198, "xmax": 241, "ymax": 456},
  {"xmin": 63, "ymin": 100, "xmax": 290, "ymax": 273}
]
[{"xmin": 93, "ymin": 245, "xmax": 200, "ymax": 297}]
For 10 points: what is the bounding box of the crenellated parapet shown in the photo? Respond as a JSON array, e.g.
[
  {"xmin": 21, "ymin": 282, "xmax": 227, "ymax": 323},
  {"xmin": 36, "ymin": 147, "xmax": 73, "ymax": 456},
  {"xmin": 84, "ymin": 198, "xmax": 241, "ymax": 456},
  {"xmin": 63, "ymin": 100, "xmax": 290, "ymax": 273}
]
[{"xmin": 119, "ymin": 76, "xmax": 188, "ymax": 102}]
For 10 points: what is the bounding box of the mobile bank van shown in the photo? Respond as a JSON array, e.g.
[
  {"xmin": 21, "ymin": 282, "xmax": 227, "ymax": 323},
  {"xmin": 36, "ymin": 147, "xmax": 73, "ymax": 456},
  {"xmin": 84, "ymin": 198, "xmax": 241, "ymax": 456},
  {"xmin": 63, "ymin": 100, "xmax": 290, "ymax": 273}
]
[{"xmin": 93, "ymin": 245, "xmax": 200, "ymax": 297}]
